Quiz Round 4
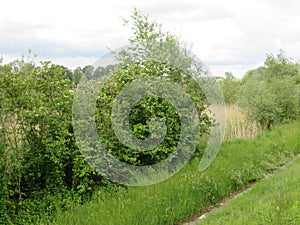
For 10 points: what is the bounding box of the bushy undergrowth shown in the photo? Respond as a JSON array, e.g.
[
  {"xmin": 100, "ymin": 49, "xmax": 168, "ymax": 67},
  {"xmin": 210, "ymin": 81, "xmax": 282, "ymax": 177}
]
[
  {"xmin": 47, "ymin": 120, "xmax": 300, "ymax": 225},
  {"xmin": 0, "ymin": 61, "xmax": 108, "ymax": 225}
]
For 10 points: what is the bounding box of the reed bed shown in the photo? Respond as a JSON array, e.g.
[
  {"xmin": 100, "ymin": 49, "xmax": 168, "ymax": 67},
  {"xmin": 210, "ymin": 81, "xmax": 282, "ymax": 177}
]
[{"xmin": 224, "ymin": 104, "xmax": 261, "ymax": 141}]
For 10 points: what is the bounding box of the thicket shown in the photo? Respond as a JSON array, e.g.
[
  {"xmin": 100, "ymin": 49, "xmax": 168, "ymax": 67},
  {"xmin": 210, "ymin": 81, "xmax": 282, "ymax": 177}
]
[
  {"xmin": 96, "ymin": 60, "xmax": 209, "ymax": 167},
  {"xmin": 0, "ymin": 59, "xmax": 110, "ymax": 224},
  {"xmin": 221, "ymin": 50, "xmax": 300, "ymax": 130}
]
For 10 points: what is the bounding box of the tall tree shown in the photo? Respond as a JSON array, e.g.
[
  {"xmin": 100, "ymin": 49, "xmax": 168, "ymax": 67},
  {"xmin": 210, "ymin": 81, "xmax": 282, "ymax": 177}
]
[{"xmin": 113, "ymin": 8, "xmax": 197, "ymax": 73}]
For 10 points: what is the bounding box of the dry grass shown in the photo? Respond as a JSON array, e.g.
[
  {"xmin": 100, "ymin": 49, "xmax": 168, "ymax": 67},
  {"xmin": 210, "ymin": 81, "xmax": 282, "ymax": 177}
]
[{"xmin": 225, "ymin": 104, "xmax": 261, "ymax": 140}]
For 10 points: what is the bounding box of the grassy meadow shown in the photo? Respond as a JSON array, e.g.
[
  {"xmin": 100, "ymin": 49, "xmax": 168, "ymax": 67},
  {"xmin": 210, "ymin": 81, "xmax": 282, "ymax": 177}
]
[{"xmin": 40, "ymin": 119, "xmax": 300, "ymax": 225}]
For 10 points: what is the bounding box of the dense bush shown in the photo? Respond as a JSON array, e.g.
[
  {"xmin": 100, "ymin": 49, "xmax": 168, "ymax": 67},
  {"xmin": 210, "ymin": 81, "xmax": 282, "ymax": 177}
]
[
  {"xmin": 95, "ymin": 60, "xmax": 210, "ymax": 166},
  {"xmin": 0, "ymin": 60, "xmax": 104, "ymax": 224}
]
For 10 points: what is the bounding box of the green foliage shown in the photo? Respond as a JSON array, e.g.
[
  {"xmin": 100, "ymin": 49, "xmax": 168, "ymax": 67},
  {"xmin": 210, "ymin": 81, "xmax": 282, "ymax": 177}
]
[
  {"xmin": 270, "ymin": 78, "xmax": 298, "ymax": 123},
  {"xmin": 264, "ymin": 49, "xmax": 300, "ymax": 79},
  {"xmin": 92, "ymin": 8, "xmax": 211, "ymax": 169},
  {"xmin": 115, "ymin": 8, "xmax": 194, "ymax": 72},
  {"xmin": 73, "ymin": 67, "xmax": 84, "ymax": 87},
  {"xmin": 95, "ymin": 60, "xmax": 209, "ymax": 166},
  {"xmin": 238, "ymin": 50, "xmax": 299, "ymax": 129},
  {"xmin": 0, "ymin": 60, "xmax": 104, "ymax": 224},
  {"xmin": 239, "ymin": 79, "xmax": 278, "ymax": 129},
  {"xmin": 221, "ymin": 72, "xmax": 240, "ymax": 105},
  {"xmin": 72, "ymin": 65, "xmax": 117, "ymax": 87},
  {"xmin": 243, "ymin": 66, "xmax": 267, "ymax": 82}
]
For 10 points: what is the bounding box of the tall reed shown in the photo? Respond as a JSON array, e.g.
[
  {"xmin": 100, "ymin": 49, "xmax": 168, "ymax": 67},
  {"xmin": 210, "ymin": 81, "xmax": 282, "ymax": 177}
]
[{"xmin": 224, "ymin": 104, "xmax": 261, "ymax": 140}]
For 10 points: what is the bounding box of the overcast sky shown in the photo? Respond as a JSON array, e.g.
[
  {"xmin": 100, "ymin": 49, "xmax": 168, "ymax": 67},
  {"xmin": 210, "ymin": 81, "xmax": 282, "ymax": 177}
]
[{"xmin": 1, "ymin": 0, "xmax": 300, "ymax": 77}]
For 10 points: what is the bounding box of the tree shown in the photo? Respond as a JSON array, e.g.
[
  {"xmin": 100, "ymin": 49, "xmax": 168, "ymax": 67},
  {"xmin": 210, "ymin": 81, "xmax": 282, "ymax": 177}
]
[
  {"xmin": 242, "ymin": 67, "xmax": 266, "ymax": 82},
  {"xmin": 264, "ymin": 50, "xmax": 300, "ymax": 79},
  {"xmin": 95, "ymin": 61, "xmax": 209, "ymax": 166},
  {"xmin": 221, "ymin": 72, "xmax": 240, "ymax": 105},
  {"xmin": 73, "ymin": 67, "xmax": 84, "ymax": 87},
  {"xmin": 263, "ymin": 51, "xmax": 299, "ymax": 121},
  {"xmin": 269, "ymin": 78, "xmax": 298, "ymax": 123},
  {"xmin": 82, "ymin": 65, "xmax": 94, "ymax": 80},
  {"xmin": 114, "ymin": 8, "xmax": 196, "ymax": 73},
  {"xmin": 238, "ymin": 50, "xmax": 299, "ymax": 129},
  {"xmin": 239, "ymin": 79, "xmax": 278, "ymax": 129},
  {"xmin": 91, "ymin": 9, "xmax": 212, "ymax": 170}
]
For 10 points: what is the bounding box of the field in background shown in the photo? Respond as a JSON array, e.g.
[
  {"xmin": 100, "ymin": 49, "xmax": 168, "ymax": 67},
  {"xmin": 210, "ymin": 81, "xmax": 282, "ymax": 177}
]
[{"xmin": 225, "ymin": 104, "xmax": 261, "ymax": 140}]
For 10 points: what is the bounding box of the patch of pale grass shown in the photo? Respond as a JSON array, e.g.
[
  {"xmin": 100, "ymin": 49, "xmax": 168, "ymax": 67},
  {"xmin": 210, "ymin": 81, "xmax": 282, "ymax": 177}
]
[{"xmin": 225, "ymin": 104, "xmax": 261, "ymax": 140}]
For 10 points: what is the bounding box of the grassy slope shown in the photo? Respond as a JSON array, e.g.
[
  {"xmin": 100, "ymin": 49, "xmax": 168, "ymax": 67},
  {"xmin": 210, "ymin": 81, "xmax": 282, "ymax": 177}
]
[
  {"xmin": 45, "ymin": 121, "xmax": 300, "ymax": 225},
  {"xmin": 199, "ymin": 156, "xmax": 300, "ymax": 225}
]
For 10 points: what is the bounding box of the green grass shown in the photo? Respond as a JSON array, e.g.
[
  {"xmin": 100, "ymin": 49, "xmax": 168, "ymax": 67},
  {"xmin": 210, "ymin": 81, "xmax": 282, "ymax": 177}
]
[
  {"xmin": 41, "ymin": 121, "xmax": 300, "ymax": 225},
  {"xmin": 198, "ymin": 156, "xmax": 300, "ymax": 225}
]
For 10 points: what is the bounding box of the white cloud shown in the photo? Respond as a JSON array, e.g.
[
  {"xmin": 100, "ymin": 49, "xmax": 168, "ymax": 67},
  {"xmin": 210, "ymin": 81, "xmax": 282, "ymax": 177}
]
[{"xmin": 0, "ymin": 0, "xmax": 299, "ymax": 77}]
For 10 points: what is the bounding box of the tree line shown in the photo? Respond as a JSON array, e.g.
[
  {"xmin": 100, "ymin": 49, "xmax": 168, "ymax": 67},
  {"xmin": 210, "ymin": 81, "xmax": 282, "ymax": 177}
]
[{"xmin": 221, "ymin": 50, "xmax": 300, "ymax": 129}]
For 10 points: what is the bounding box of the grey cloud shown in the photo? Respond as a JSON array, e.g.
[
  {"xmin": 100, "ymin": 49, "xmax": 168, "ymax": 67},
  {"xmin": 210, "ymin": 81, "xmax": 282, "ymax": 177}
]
[
  {"xmin": 0, "ymin": 19, "xmax": 52, "ymax": 41},
  {"xmin": 145, "ymin": 0, "xmax": 201, "ymax": 15},
  {"xmin": 145, "ymin": 1, "xmax": 233, "ymax": 22},
  {"xmin": 261, "ymin": 0, "xmax": 300, "ymax": 16},
  {"xmin": 0, "ymin": 20, "xmax": 51, "ymax": 54},
  {"xmin": 0, "ymin": 20, "xmax": 107, "ymax": 58},
  {"xmin": 207, "ymin": 4, "xmax": 300, "ymax": 67},
  {"xmin": 117, "ymin": 1, "xmax": 233, "ymax": 22},
  {"xmin": 116, "ymin": 0, "xmax": 199, "ymax": 14}
]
